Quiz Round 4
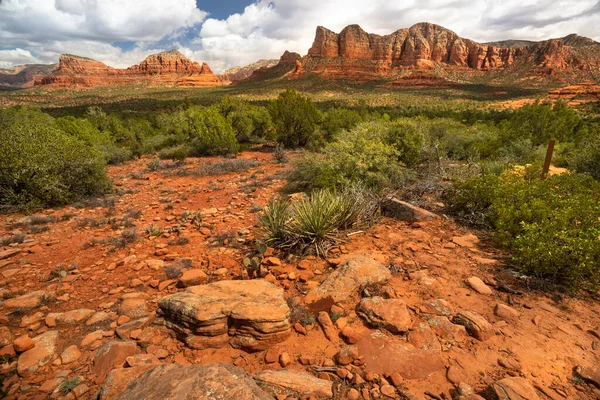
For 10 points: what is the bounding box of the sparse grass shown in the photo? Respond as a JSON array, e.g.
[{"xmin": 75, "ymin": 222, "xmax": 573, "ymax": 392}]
[
  {"xmin": 130, "ymin": 171, "xmax": 147, "ymax": 180},
  {"xmin": 29, "ymin": 215, "xmax": 58, "ymax": 225},
  {"xmin": 59, "ymin": 377, "xmax": 80, "ymax": 395},
  {"xmin": 164, "ymin": 159, "xmax": 260, "ymax": 177},
  {"xmin": 168, "ymin": 237, "xmax": 189, "ymax": 246},
  {"xmin": 0, "ymin": 233, "xmax": 26, "ymax": 246},
  {"xmin": 144, "ymin": 224, "xmax": 163, "ymax": 237},
  {"xmin": 289, "ymin": 304, "xmax": 316, "ymax": 327},
  {"xmin": 124, "ymin": 208, "xmax": 142, "ymax": 219}
]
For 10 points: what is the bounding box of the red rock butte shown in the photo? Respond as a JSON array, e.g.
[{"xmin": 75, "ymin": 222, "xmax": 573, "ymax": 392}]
[
  {"xmin": 36, "ymin": 50, "xmax": 222, "ymax": 88},
  {"xmin": 255, "ymin": 23, "xmax": 600, "ymax": 83}
]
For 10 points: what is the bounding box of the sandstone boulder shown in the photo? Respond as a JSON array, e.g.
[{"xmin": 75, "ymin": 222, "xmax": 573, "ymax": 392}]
[
  {"xmin": 17, "ymin": 330, "xmax": 60, "ymax": 376},
  {"xmin": 305, "ymin": 258, "xmax": 391, "ymax": 310},
  {"xmin": 99, "ymin": 365, "xmax": 156, "ymax": 400},
  {"xmin": 358, "ymin": 297, "xmax": 412, "ymax": 333},
  {"xmin": 2, "ymin": 290, "xmax": 53, "ymax": 310},
  {"xmin": 453, "ymin": 311, "xmax": 494, "ymax": 341},
  {"xmin": 254, "ymin": 369, "xmax": 333, "ymax": 399},
  {"xmin": 358, "ymin": 330, "xmax": 444, "ymax": 379},
  {"xmin": 114, "ymin": 363, "xmax": 272, "ymax": 400},
  {"xmin": 490, "ymin": 377, "xmax": 540, "ymax": 400},
  {"xmin": 93, "ymin": 341, "xmax": 138, "ymax": 383},
  {"xmin": 158, "ymin": 280, "xmax": 291, "ymax": 352}
]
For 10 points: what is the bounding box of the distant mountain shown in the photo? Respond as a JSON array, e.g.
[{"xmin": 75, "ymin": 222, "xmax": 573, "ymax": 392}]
[
  {"xmin": 247, "ymin": 23, "xmax": 600, "ymax": 86},
  {"xmin": 37, "ymin": 50, "xmax": 221, "ymax": 88},
  {"xmin": 0, "ymin": 64, "xmax": 56, "ymax": 89},
  {"xmin": 220, "ymin": 59, "xmax": 279, "ymax": 83}
]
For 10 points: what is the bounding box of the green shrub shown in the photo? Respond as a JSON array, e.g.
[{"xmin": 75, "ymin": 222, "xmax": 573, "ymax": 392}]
[
  {"xmin": 159, "ymin": 145, "xmax": 189, "ymax": 161},
  {"xmin": 186, "ymin": 106, "xmax": 238, "ymax": 156},
  {"xmin": 218, "ymin": 97, "xmax": 274, "ymax": 143},
  {"xmin": 446, "ymin": 170, "xmax": 600, "ymax": 290},
  {"xmin": 0, "ymin": 107, "xmax": 111, "ymax": 209},
  {"xmin": 382, "ymin": 119, "xmax": 424, "ymax": 167},
  {"xmin": 287, "ymin": 122, "xmax": 410, "ymax": 192},
  {"xmin": 321, "ymin": 108, "xmax": 363, "ymax": 141},
  {"xmin": 99, "ymin": 145, "xmax": 133, "ymax": 165},
  {"xmin": 268, "ymin": 89, "xmax": 322, "ymax": 147}
]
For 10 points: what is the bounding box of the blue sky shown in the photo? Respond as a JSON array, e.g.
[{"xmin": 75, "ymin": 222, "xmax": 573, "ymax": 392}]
[
  {"xmin": 198, "ymin": 0, "xmax": 255, "ymax": 20},
  {"xmin": 0, "ymin": 0, "xmax": 599, "ymax": 72}
]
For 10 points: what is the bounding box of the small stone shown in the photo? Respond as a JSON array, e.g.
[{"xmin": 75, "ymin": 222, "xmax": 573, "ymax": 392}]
[
  {"xmin": 294, "ymin": 322, "xmax": 307, "ymax": 336},
  {"xmin": 334, "ymin": 346, "xmax": 358, "ymax": 365},
  {"xmin": 495, "ymin": 304, "xmax": 520, "ymax": 321},
  {"xmin": 117, "ymin": 315, "xmax": 131, "ymax": 326},
  {"xmin": 347, "ymin": 388, "xmax": 360, "ymax": 400},
  {"xmin": 177, "ymin": 269, "xmax": 208, "ymax": 288},
  {"xmin": 13, "ymin": 335, "xmax": 35, "ymax": 353},
  {"xmin": 466, "ymin": 277, "xmax": 493, "ymax": 295},
  {"xmin": 265, "ymin": 348, "xmax": 279, "ymax": 364},
  {"xmin": 381, "ymin": 384, "xmax": 396, "ymax": 398},
  {"xmin": 60, "ymin": 345, "xmax": 82, "ymax": 364},
  {"xmin": 453, "ymin": 311, "xmax": 494, "ymax": 341},
  {"xmin": 341, "ymin": 327, "xmax": 362, "ymax": 344},
  {"xmin": 317, "ymin": 311, "xmax": 337, "ymax": 342},
  {"xmin": 279, "ymin": 352, "xmax": 291, "ymax": 367}
]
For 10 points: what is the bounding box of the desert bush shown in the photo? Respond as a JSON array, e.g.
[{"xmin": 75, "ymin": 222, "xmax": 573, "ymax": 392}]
[
  {"xmin": 321, "ymin": 107, "xmax": 363, "ymax": 141},
  {"xmin": 0, "ymin": 107, "xmax": 111, "ymax": 210},
  {"xmin": 187, "ymin": 107, "xmax": 238, "ymax": 156},
  {"xmin": 446, "ymin": 170, "xmax": 600, "ymax": 291},
  {"xmin": 382, "ymin": 119, "xmax": 425, "ymax": 167},
  {"xmin": 159, "ymin": 144, "xmax": 189, "ymax": 161},
  {"xmin": 98, "ymin": 145, "xmax": 133, "ymax": 165},
  {"xmin": 287, "ymin": 122, "xmax": 410, "ymax": 192},
  {"xmin": 218, "ymin": 96, "xmax": 274, "ymax": 143},
  {"xmin": 268, "ymin": 89, "xmax": 322, "ymax": 147}
]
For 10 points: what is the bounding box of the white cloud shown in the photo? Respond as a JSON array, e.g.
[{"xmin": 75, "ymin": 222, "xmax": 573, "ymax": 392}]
[
  {"xmin": 0, "ymin": 0, "xmax": 599, "ymax": 72},
  {"xmin": 0, "ymin": 48, "xmax": 41, "ymax": 69}
]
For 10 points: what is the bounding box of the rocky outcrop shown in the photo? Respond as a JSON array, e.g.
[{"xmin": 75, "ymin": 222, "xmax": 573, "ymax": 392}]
[
  {"xmin": 0, "ymin": 64, "xmax": 56, "ymax": 89},
  {"xmin": 304, "ymin": 257, "xmax": 391, "ymax": 311},
  {"xmin": 157, "ymin": 280, "xmax": 291, "ymax": 351},
  {"xmin": 36, "ymin": 50, "xmax": 221, "ymax": 88},
  {"xmin": 220, "ymin": 59, "xmax": 279, "ymax": 83},
  {"xmin": 255, "ymin": 23, "xmax": 600, "ymax": 83},
  {"xmin": 112, "ymin": 363, "xmax": 272, "ymax": 400},
  {"xmin": 254, "ymin": 370, "xmax": 333, "ymax": 398}
]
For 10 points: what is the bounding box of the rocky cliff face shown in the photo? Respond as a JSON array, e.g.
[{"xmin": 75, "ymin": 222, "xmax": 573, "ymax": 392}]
[
  {"xmin": 266, "ymin": 23, "xmax": 600, "ymax": 83},
  {"xmin": 0, "ymin": 64, "xmax": 57, "ymax": 89},
  {"xmin": 37, "ymin": 50, "xmax": 221, "ymax": 88},
  {"xmin": 220, "ymin": 59, "xmax": 279, "ymax": 83}
]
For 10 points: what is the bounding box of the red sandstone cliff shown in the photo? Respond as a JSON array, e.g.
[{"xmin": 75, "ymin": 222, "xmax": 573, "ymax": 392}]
[
  {"xmin": 37, "ymin": 50, "xmax": 221, "ymax": 88},
  {"xmin": 0, "ymin": 64, "xmax": 56, "ymax": 89},
  {"xmin": 256, "ymin": 23, "xmax": 600, "ymax": 84}
]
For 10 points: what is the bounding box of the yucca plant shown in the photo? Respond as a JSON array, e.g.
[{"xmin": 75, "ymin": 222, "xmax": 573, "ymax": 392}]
[
  {"xmin": 258, "ymin": 199, "xmax": 290, "ymax": 243},
  {"xmin": 287, "ymin": 189, "xmax": 344, "ymax": 245}
]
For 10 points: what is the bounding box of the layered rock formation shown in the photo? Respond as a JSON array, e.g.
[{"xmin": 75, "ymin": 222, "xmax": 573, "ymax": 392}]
[
  {"xmin": 255, "ymin": 23, "xmax": 600, "ymax": 83},
  {"xmin": 37, "ymin": 50, "xmax": 221, "ymax": 88},
  {"xmin": 0, "ymin": 64, "xmax": 56, "ymax": 90},
  {"xmin": 157, "ymin": 280, "xmax": 291, "ymax": 351},
  {"xmin": 220, "ymin": 59, "xmax": 279, "ymax": 84}
]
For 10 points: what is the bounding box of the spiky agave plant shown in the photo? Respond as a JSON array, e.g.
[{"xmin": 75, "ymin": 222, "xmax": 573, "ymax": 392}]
[
  {"xmin": 258, "ymin": 199, "xmax": 291, "ymax": 244},
  {"xmin": 286, "ymin": 189, "xmax": 345, "ymax": 255}
]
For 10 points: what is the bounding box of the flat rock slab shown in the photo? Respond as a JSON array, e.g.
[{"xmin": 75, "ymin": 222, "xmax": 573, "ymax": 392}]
[
  {"xmin": 254, "ymin": 369, "xmax": 333, "ymax": 399},
  {"xmin": 17, "ymin": 330, "xmax": 60, "ymax": 376},
  {"xmin": 99, "ymin": 365, "xmax": 156, "ymax": 400},
  {"xmin": 466, "ymin": 277, "xmax": 493, "ymax": 295},
  {"xmin": 0, "ymin": 248, "xmax": 21, "ymax": 260},
  {"xmin": 3, "ymin": 290, "xmax": 53, "ymax": 310},
  {"xmin": 358, "ymin": 297, "xmax": 412, "ymax": 333},
  {"xmin": 381, "ymin": 197, "xmax": 440, "ymax": 222},
  {"xmin": 47, "ymin": 309, "xmax": 95, "ymax": 325},
  {"xmin": 491, "ymin": 377, "xmax": 540, "ymax": 400},
  {"xmin": 358, "ymin": 330, "xmax": 445, "ymax": 380},
  {"xmin": 114, "ymin": 363, "xmax": 273, "ymax": 400},
  {"xmin": 94, "ymin": 341, "xmax": 138, "ymax": 383},
  {"xmin": 305, "ymin": 258, "xmax": 391, "ymax": 311},
  {"xmin": 158, "ymin": 280, "xmax": 291, "ymax": 352}
]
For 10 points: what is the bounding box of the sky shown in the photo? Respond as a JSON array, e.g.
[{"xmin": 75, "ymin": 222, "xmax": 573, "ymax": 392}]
[{"xmin": 0, "ymin": 0, "xmax": 599, "ymax": 72}]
